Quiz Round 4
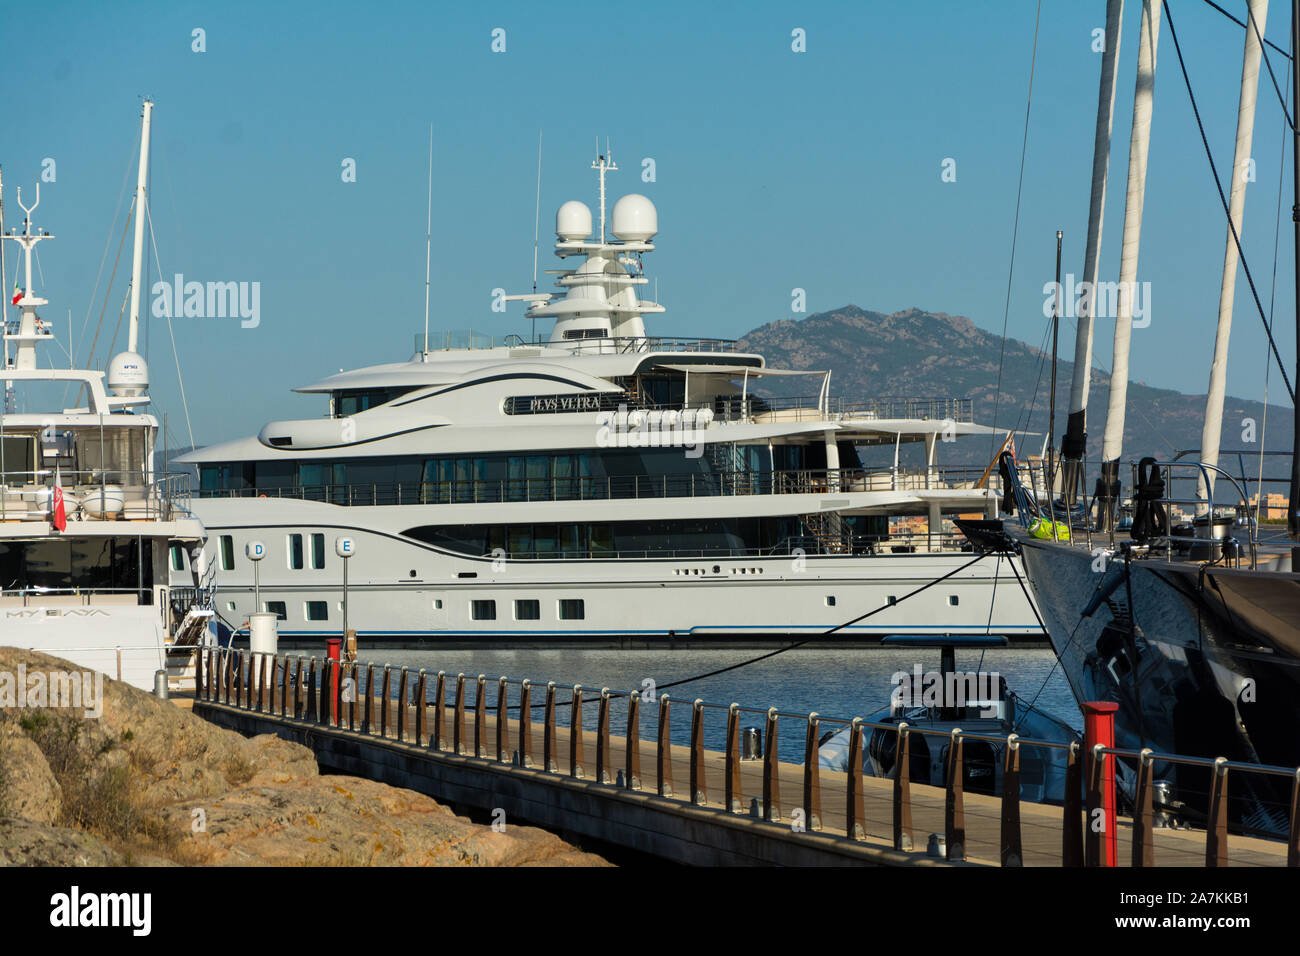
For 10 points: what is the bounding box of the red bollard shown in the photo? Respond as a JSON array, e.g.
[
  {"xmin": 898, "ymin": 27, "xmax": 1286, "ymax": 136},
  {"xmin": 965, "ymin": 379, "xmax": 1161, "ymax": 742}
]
[
  {"xmin": 1082, "ymin": 701, "xmax": 1118, "ymax": 867},
  {"xmin": 326, "ymin": 637, "xmax": 342, "ymax": 727}
]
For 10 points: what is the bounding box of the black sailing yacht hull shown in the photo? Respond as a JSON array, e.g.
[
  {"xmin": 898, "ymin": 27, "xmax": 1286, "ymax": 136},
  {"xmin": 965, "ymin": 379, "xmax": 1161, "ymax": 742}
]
[{"xmin": 1013, "ymin": 530, "xmax": 1300, "ymax": 833}]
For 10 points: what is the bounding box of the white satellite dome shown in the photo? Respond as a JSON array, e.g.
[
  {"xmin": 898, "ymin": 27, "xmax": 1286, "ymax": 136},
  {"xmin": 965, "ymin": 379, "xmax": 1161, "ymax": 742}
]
[
  {"xmin": 556, "ymin": 200, "xmax": 593, "ymax": 241},
  {"xmin": 612, "ymin": 194, "xmax": 658, "ymax": 242},
  {"xmin": 107, "ymin": 350, "xmax": 149, "ymax": 397}
]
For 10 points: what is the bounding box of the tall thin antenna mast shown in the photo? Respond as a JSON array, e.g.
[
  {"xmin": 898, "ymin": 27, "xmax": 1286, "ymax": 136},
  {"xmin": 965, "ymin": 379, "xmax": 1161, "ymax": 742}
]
[
  {"xmin": 126, "ymin": 99, "xmax": 153, "ymax": 355},
  {"xmin": 532, "ymin": 129, "xmax": 543, "ymax": 343},
  {"xmin": 423, "ymin": 124, "xmax": 433, "ymax": 358}
]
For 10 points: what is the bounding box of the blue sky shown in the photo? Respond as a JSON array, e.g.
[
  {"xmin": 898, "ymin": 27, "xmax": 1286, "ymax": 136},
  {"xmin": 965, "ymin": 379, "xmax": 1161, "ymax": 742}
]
[{"xmin": 2, "ymin": 0, "xmax": 1295, "ymax": 447}]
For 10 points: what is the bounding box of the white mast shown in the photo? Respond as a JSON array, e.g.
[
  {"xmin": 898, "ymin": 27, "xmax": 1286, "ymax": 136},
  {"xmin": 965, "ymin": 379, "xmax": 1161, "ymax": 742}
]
[
  {"xmin": 422, "ymin": 124, "xmax": 432, "ymax": 358},
  {"xmin": 1061, "ymin": 0, "xmax": 1124, "ymax": 505},
  {"xmin": 127, "ymin": 99, "xmax": 153, "ymax": 355},
  {"xmin": 1098, "ymin": 0, "xmax": 1161, "ymax": 527},
  {"xmin": 1196, "ymin": 0, "xmax": 1269, "ymax": 515}
]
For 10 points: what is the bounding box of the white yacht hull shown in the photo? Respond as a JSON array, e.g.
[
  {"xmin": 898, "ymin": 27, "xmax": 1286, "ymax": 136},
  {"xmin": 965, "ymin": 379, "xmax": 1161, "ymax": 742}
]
[{"xmin": 180, "ymin": 499, "xmax": 1043, "ymax": 644}]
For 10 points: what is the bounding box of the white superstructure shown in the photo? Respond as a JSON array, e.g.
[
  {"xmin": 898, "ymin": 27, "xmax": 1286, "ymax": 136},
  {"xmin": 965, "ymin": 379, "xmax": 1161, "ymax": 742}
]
[
  {"xmin": 177, "ymin": 154, "xmax": 1040, "ymax": 644},
  {"xmin": 1, "ymin": 102, "xmax": 211, "ymax": 691}
]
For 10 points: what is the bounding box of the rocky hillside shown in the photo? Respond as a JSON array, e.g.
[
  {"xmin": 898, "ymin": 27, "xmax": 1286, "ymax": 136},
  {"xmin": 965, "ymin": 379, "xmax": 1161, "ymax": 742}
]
[
  {"xmin": 0, "ymin": 648, "xmax": 608, "ymax": 866},
  {"xmin": 739, "ymin": 305, "xmax": 1293, "ymax": 479}
]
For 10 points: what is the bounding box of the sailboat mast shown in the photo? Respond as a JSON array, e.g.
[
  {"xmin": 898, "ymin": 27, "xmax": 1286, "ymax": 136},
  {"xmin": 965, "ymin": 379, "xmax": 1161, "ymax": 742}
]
[
  {"xmin": 1289, "ymin": 0, "xmax": 1300, "ymax": 543},
  {"xmin": 1198, "ymin": 0, "xmax": 1268, "ymax": 517},
  {"xmin": 1098, "ymin": 0, "xmax": 1161, "ymax": 532},
  {"xmin": 1062, "ymin": 0, "xmax": 1124, "ymax": 510},
  {"xmin": 127, "ymin": 99, "xmax": 153, "ymax": 355}
]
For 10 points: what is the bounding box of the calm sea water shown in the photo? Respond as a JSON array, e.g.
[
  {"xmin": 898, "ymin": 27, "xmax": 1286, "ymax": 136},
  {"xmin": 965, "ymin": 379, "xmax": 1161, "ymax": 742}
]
[{"xmin": 360, "ymin": 646, "xmax": 1082, "ymax": 763}]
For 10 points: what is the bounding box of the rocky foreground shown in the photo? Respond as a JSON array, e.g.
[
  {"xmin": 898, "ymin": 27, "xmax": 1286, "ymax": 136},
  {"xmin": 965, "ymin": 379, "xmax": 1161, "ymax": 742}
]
[{"xmin": 0, "ymin": 648, "xmax": 608, "ymax": 866}]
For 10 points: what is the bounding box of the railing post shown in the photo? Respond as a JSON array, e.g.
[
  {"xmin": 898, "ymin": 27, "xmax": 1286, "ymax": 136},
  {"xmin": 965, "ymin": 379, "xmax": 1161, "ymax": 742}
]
[
  {"xmin": 842, "ymin": 718, "xmax": 865, "ymax": 841},
  {"xmin": 475, "ymin": 675, "xmax": 487, "ymax": 757},
  {"xmin": 1082, "ymin": 702, "xmax": 1118, "ymax": 867},
  {"xmin": 657, "ymin": 695, "xmax": 673, "ymax": 798},
  {"xmin": 291, "ymin": 656, "xmax": 302, "ymax": 719},
  {"xmin": 892, "ymin": 722, "xmax": 912, "ymax": 850},
  {"xmin": 1133, "ymin": 748, "xmax": 1155, "ymax": 867},
  {"xmin": 454, "ymin": 673, "xmax": 467, "ymax": 755},
  {"xmin": 415, "ymin": 670, "xmax": 428, "ymax": 746},
  {"xmin": 1288, "ymin": 768, "xmax": 1300, "ymax": 868},
  {"xmin": 762, "ymin": 707, "xmax": 780, "ymax": 822},
  {"xmin": 1062, "ymin": 741, "xmax": 1084, "ymax": 865},
  {"xmin": 361, "ymin": 663, "xmax": 373, "ymax": 733},
  {"xmin": 543, "ymin": 681, "xmax": 558, "ymax": 772},
  {"xmin": 519, "ymin": 679, "xmax": 533, "ymax": 767},
  {"xmin": 346, "ymin": 662, "xmax": 357, "ymax": 731},
  {"xmin": 496, "ymin": 677, "xmax": 509, "ymax": 762},
  {"xmin": 725, "ymin": 703, "xmax": 742, "ymax": 813},
  {"xmin": 379, "ymin": 666, "xmax": 391, "ymax": 739},
  {"xmin": 396, "ymin": 667, "xmax": 409, "ymax": 743},
  {"xmin": 305, "ymin": 658, "xmax": 318, "ymax": 722},
  {"xmin": 195, "ymin": 646, "xmax": 205, "ymax": 698},
  {"xmin": 433, "ymin": 671, "xmax": 446, "ymax": 750},
  {"xmin": 257, "ymin": 653, "xmax": 267, "ymax": 713},
  {"xmin": 625, "ymin": 691, "xmax": 641, "ymax": 790},
  {"xmin": 802, "ymin": 712, "xmax": 822, "ymax": 831},
  {"xmin": 1000, "ymin": 735, "xmax": 1022, "ymax": 867},
  {"xmin": 320, "ymin": 659, "xmax": 333, "ymax": 726},
  {"xmin": 596, "ymin": 688, "xmax": 612, "ymax": 784},
  {"xmin": 689, "ymin": 699, "xmax": 707, "ymax": 806},
  {"xmin": 570, "ymin": 686, "xmax": 585, "ymax": 778},
  {"xmin": 1207, "ymin": 758, "xmax": 1229, "ymax": 867},
  {"xmin": 945, "ymin": 729, "xmax": 966, "ymax": 861}
]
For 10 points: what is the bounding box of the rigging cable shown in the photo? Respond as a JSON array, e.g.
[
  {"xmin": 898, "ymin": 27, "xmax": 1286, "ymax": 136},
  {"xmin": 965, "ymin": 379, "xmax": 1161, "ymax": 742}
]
[
  {"xmin": 144, "ymin": 194, "xmax": 197, "ymax": 452},
  {"xmin": 1164, "ymin": 0, "xmax": 1295, "ymax": 405},
  {"xmin": 988, "ymin": 0, "xmax": 1044, "ymax": 463},
  {"xmin": 507, "ymin": 550, "xmax": 993, "ymax": 710}
]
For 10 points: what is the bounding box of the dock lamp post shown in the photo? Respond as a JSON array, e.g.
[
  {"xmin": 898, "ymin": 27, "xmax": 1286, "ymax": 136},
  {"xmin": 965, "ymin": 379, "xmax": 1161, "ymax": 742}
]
[
  {"xmin": 337, "ymin": 536, "xmax": 356, "ymax": 653},
  {"xmin": 245, "ymin": 540, "xmax": 266, "ymax": 610}
]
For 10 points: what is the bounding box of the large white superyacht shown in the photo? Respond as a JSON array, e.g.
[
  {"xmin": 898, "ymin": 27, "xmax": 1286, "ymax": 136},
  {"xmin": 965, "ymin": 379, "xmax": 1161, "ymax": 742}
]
[{"xmin": 176, "ymin": 155, "xmax": 1040, "ymax": 645}]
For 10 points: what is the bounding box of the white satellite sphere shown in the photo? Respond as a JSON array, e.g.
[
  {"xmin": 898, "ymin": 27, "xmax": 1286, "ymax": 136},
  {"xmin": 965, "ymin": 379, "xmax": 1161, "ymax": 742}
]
[
  {"xmin": 611, "ymin": 194, "xmax": 658, "ymax": 241},
  {"xmin": 106, "ymin": 351, "xmax": 149, "ymax": 397},
  {"xmin": 556, "ymin": 200, "xmax": 593, "ymax": 240}
]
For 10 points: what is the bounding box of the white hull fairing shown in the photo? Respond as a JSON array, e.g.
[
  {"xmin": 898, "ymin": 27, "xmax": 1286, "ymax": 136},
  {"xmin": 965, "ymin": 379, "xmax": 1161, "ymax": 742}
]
[
  {"xmin": 178, "ymin": 498, "xmax": 1042, "ymax": 643},
  {"xmin": 0, "ymin": 600, "xmax": 170, "ymax": 690}
]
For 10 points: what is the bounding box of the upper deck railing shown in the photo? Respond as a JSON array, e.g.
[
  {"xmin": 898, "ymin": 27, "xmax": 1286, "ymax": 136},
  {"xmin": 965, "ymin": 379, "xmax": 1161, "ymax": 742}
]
[
  {"xmin": 417, "ymin": 331, "xmax": 744, "ymax": 355},
  {"xmin": 196, "ymin": 464, "xmax": 997, "ymax": 508}
]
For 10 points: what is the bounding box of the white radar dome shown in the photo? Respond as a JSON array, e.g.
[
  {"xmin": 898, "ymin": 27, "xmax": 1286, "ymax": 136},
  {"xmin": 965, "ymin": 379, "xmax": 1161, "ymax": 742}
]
[
  {"xmin": 107, "ymin": 351, "xmax": 150, "ymax": 397},
  {"xmin": 611, "ymin": 194, "xmax": 658, "ymax": 242},
  {"xmin": 556, "ymin": 200, "xmax": 593, "ymax": 241}
]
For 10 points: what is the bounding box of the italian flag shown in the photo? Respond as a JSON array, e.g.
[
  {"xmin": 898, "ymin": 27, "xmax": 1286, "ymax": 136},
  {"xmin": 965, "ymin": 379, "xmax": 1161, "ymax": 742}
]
[{"xmin": 10, "ymin": 284, "xmax": 20, "ymax": 305}]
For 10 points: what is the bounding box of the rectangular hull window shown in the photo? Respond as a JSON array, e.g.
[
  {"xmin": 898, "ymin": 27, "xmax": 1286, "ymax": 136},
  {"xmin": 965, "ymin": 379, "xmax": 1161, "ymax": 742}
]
[
  {"xmin": 311, "ymin": 533, "xmax": 325, "ymax": 570},
  {"xmin": 305, "ymin": 601, "xmax": 328, "ymax": 621},
  {"xmin": 514, "ymin": 599, "xmax": 540, "ymax": 621},
  {"xmin": 265, "ymin": 601, "xmax": 287, "ymax": 620},
  {"xmin": 471, "ymin": 600, "xmax": 496, "ymax": 621},
  {"xmin": 288, "ymin": 534, "xmax": 304, "ymax": 570},
  {"xmin": 220, "ymin": 535, "xmax": 235, "ymax": 571},
  {"xmin": 558, "ymin": 599, "xmax": 585, "ymax": 621}
]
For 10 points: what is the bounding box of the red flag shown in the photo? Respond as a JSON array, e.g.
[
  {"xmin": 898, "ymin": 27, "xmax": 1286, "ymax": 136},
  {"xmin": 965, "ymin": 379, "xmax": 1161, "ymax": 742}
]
[
  {"xmin": 51, "ymin": 480, "xmax": 66, "ymax": 532},
  {"xmin": 10, "ymin": 285, "xmax": 20, "ymax": 306}
]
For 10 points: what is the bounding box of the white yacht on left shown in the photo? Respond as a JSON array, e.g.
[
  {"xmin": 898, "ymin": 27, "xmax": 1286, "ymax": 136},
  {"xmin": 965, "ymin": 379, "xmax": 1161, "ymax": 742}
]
[{"xmin": 0, "ymin": 101, "xmax": 212, "ymax": 692}]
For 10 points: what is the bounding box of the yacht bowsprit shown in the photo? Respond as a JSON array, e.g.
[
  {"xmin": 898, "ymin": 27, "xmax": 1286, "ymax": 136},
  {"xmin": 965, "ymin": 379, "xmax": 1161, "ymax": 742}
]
[{"xmin": 175, "ymin": 151, "xmax": 1042, "ymax": 646}]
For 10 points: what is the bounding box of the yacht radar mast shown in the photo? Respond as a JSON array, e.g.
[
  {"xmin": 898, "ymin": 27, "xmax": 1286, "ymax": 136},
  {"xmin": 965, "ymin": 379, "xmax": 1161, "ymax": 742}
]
[
  {"xmin": 107, "ymin": 98, "xmax": 152, "ymax": 401},
  {"xmin": 502, "ymin": 144, "xmax": 664, "ymax": 350},
  {"xmin": 3, "ymin": 183, "xmax": 55, "ymax": 372}
]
